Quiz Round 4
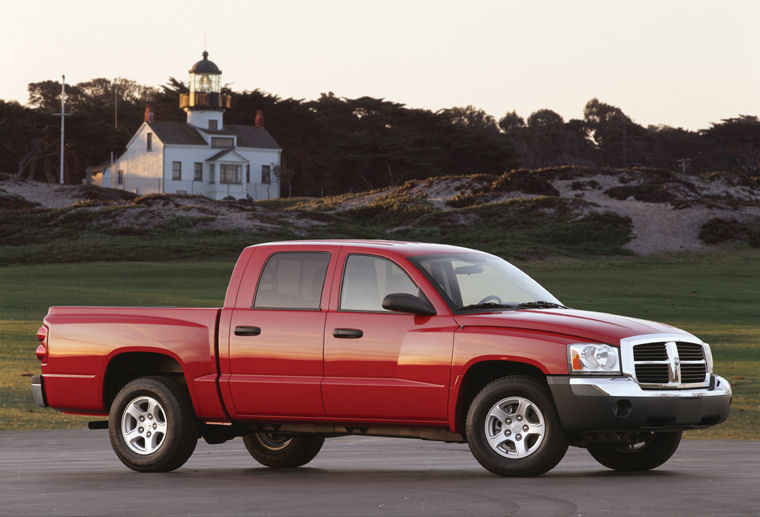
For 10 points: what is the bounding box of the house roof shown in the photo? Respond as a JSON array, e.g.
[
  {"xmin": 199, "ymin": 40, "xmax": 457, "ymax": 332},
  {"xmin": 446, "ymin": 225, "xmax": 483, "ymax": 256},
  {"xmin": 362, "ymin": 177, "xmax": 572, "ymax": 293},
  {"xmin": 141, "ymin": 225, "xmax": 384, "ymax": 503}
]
[
  {"xmin": 206, "ymin": 149, "xmax": 249, "ymax": 163},
  {"xmin": 148, "ymin": 121, "xmax": 208, "ymax": 145},
  {"xmin": 147, "ymin": 121, "xmax": 281, "ymax": 150},
  {"xmin": 226, "ymin": 124, "xmax": 281, "ymax": 149},
  {"xmin": 196, "ymin": 127, "xmax": 237, "ymax": 136}
]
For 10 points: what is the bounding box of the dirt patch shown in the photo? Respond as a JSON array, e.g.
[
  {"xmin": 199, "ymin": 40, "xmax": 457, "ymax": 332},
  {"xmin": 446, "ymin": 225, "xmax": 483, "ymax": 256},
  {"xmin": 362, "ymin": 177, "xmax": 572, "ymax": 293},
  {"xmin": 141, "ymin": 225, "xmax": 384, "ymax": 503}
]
[{"xmin": 3, "ymin": 168, "xmax": 760, "ymax": 256}]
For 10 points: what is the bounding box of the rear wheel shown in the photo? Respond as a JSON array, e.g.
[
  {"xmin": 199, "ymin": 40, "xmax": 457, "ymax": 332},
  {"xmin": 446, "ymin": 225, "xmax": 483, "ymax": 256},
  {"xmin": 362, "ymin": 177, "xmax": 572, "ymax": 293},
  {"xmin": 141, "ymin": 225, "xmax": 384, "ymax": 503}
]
[
  {"xmin": 108, "ymin": 376, "xmax": 199, "ymax": 472},
  {"xmin": 587, "ymin": 431, "xmax": 682, "ymax": 471},
  {"xmin": 466, "ymin": 376, "xmax": 568, "ymax": 476},
  {"xmin": 242, "ymin": 432, "xmax": 324, "ymax": 468}
]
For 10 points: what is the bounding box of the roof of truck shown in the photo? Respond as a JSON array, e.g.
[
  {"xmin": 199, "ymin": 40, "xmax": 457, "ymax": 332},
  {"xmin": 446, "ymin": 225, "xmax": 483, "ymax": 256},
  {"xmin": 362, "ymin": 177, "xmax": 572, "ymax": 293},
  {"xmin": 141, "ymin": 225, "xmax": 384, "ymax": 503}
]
[{"xmin": 247, "ymin": 239, "xmax": 482, "ymax": 257}]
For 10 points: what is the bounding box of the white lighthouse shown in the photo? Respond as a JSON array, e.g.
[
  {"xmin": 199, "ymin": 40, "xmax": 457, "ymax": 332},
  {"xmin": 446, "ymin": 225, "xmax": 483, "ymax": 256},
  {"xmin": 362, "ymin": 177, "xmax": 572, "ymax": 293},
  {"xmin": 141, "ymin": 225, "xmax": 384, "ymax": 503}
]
[
  {"xmin": 101, "ymin": 52, "xmax": 281, "ymax": 200},
  {"xmin": 180, "ymin": 51, "xmax": 232, "ymax": 131}
]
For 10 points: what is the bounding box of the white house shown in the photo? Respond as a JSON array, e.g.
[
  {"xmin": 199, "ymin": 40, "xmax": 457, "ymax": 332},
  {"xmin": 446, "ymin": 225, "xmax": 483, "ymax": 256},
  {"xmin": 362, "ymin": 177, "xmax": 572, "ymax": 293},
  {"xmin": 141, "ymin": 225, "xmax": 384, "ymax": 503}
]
[{"xmin": 101, "ymin": 52, "xmax": 281, "ymax": 200}]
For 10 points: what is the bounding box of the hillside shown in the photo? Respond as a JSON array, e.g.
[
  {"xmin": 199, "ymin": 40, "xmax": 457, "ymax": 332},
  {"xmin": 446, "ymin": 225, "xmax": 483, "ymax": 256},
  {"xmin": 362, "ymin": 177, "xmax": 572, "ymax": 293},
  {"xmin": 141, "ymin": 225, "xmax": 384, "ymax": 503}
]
[{"xmin": 1, "ymin": 166, "xmax": 759, "ymax": 264}]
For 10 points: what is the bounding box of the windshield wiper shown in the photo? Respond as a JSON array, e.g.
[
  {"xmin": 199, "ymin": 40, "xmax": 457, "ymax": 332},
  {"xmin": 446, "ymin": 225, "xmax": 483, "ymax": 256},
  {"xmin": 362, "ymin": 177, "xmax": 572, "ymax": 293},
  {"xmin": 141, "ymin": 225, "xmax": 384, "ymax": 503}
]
[
  {"xmin": 516, "ymin": 301, "xmax": 567, "ymax": 309},
  {"xmin": 458, "ymin": 302, "xmax": 518, "ymax": 312}
]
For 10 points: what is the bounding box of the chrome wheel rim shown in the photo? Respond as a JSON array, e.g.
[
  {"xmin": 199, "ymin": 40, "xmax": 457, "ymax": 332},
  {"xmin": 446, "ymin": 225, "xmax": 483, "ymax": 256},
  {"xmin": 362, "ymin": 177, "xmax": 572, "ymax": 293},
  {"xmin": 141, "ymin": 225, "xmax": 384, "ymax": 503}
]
[
  {"xmin": 484, "ymin": 396, "xmax": 545, "ymax": 459},
  {"xmin": 255, "ymin": 432, "xmax": 293, "ymax": 451},
  {"xmin": 121, "ymin": 395, "xmax": 168, "ymax": 455}
]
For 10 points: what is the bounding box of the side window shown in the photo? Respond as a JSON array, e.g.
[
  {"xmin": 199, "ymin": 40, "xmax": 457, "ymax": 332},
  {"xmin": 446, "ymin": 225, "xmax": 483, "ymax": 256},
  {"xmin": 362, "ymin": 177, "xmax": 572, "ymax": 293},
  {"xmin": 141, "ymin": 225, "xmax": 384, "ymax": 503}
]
[
  {"xmin": 340, "ymin": 255, "xmax": 420, "ymax": 312},
  {"xmin": 253, "ymin": 252, "xmax": 330, "ymax": 310}
]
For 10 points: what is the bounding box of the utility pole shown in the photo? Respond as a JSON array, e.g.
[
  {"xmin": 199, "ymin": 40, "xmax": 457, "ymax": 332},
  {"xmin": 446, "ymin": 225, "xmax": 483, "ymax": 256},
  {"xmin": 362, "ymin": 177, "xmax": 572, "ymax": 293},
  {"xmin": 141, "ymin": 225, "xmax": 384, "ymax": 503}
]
[
  {"xmin": 621, "ymin": 116, "xmax": 628, "ymax": 168},
  {"xmin": 59, "ymin": 75, "xmax": 65, "ymax": 184},
  {"xmin": 114, "ymin": 84, "xmax": 118, "ymax": 129},
  {"xmin": 53, "ymin": 75, "xmax": 70, "ymax": 184}
]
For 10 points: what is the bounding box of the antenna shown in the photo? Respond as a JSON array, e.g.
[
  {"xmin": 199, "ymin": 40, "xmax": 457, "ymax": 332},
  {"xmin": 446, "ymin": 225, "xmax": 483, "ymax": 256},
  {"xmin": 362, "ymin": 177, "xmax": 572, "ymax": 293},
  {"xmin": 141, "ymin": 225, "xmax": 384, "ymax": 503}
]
[{"xmin": 204, "ymin": 29, "xmax": 207, "ymax": 52}]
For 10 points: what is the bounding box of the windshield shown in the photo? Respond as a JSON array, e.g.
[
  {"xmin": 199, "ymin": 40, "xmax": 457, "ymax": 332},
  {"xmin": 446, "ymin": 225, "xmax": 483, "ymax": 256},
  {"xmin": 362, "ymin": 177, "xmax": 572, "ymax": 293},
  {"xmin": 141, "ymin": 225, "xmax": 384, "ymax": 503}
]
[{"xmin": 409, "ymin": 252, "xmax": 562, "ymax": 312}]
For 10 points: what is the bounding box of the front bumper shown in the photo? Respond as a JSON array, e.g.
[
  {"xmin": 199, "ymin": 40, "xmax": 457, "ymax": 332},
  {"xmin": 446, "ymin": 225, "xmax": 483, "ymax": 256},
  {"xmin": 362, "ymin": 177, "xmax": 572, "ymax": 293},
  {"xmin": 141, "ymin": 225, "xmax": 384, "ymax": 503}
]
[
  {"xmin": 547, "ymin": 374, "xmax": 731, "ymax": 431},
  {"xmin": 31, "ymin": 375, "xmax": 48, "ymax": 408}
]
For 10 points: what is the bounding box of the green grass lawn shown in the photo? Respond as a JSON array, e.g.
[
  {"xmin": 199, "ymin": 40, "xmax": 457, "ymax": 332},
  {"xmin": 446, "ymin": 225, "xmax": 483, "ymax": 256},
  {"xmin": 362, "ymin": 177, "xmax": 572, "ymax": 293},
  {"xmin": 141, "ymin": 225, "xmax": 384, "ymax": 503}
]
[{"xmin": 1, "ymin": 250, "xmax": 757, "ymax": 438}]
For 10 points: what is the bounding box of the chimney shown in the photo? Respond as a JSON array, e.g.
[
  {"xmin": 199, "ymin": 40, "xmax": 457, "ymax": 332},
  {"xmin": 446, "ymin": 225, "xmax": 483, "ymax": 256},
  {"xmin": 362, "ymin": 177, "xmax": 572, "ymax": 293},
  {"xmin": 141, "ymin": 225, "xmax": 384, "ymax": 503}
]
[
  {"xmin": 144, "ymin": 105, "xmax": 155, "ymax": 124},
  {"xmin": 254, "ymin": 110, "xmax": 265, "ymax": 128}
]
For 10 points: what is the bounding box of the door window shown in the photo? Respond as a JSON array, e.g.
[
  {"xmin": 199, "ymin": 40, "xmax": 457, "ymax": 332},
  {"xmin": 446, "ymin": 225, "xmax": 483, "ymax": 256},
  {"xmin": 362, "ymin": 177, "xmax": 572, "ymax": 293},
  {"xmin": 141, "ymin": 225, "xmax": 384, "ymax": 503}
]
[
  {"xmin": 340, "ymin": 255, "xmax": 420, "ymax": 312},
  {"xmin": 254, "ymin": 252, "xmax": 330, "ymax": 309}
]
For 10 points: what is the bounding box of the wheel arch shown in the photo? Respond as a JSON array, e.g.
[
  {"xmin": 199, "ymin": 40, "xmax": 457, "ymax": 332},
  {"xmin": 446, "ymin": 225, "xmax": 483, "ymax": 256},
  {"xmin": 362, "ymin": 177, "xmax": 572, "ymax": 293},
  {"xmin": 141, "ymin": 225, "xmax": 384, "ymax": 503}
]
[
  {"xmin": 452, "ymin": 360, "xmax": 550, "ymax": 435},
  {"xmin": 103, "ymin": 351, "xmax": 186, "ymax": 412}
]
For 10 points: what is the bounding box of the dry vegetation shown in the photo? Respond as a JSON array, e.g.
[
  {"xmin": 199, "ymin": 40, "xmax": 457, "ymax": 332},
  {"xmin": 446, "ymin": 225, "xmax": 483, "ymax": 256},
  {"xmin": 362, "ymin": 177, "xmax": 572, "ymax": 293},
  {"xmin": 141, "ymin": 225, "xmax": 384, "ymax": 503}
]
[{"xmin": 1, "ymin": 167, "xmax": 759, "ymax": 264}]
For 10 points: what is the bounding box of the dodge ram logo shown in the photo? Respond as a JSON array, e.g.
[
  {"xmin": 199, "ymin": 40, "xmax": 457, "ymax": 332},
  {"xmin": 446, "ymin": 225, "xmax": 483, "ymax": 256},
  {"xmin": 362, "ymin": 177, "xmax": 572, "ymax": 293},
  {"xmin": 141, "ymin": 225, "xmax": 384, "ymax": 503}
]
[{"xmin": 666, "ymin": 341, "xmax": 681, "ymax": 384}]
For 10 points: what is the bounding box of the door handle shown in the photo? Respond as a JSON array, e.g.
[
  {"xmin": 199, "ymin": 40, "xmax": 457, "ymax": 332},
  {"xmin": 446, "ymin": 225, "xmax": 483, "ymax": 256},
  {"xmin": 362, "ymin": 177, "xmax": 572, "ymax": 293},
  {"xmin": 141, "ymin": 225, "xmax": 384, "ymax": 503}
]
[
  {"xmin": 235, "ymin": 326, "xmax": 261, "ymax": 336},
  {"xmin": 333, "ymin": 328, "xmax": 363, "ymax": 339}
]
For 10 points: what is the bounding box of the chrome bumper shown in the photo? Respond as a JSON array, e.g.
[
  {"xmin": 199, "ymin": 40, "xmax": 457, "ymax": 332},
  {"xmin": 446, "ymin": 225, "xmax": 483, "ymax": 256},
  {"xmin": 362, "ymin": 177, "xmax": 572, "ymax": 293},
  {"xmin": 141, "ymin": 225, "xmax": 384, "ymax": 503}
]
[
  {"xmin": 547, "ymin": 374, "xmax": 732, "ymax": 432},
  {"xmin": 567, "ymin": 374, "xmax": 732, "ymax": 399},
  {"xmin": 31, "ymin": 375, "xmax": 48, "ymax": 408}
]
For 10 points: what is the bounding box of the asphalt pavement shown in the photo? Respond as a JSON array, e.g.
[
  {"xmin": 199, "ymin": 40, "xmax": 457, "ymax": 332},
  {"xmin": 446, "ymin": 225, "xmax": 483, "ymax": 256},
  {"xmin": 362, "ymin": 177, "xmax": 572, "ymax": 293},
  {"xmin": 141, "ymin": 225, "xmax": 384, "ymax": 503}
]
[{"xmin": 0, "ymin": 429, "xmax": 758, "ymax": 517}]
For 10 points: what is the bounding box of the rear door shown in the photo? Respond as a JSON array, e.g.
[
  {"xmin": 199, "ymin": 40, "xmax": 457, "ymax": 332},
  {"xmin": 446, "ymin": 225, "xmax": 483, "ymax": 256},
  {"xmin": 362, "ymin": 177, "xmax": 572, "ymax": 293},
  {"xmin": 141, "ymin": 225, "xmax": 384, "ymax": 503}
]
[{"xmin": 227, "ymin": 246, "xmax": 336, "ymax": 417}]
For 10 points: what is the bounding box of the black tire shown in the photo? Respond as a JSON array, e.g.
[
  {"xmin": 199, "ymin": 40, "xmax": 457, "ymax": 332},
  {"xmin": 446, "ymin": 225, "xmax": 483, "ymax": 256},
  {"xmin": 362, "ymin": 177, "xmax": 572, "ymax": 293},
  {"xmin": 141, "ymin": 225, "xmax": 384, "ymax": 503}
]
[
  {"xmin": 108, "ymin": 376, "xmax": 199, "ymax": 472},
  {"xmin": 587, "ymin": 431, "xmax": 682, "ymax": 471},
  {"xmin": 465, "ymin": 376, "xmax": 568, "ymax": 477},
  {"xmin": 242, "ymin": 432, "xmax": 324, "ymax": 468}
]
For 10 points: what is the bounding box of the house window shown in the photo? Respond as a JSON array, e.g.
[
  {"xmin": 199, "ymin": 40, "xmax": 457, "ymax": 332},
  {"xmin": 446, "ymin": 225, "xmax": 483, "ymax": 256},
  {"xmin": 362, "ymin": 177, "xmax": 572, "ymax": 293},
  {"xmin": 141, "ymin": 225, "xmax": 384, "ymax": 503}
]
[
  {"xmin": 146, "ymin": 133, "xmax": 153, "ymax": 152},
  {"xmin": 262, "ymin": 165, "xmax": 271, "ymax": 184},
  {"xmin": 209, "ymin": 164, "xmax": 215, "ymax": 184},
  {"xmin": 194, "ymin": 162, "xmax": 203, "ymax": 181},
  {"xmin": 220, "ymin": 164, "xmax": 242, "ymax": 184},
  {"xmin": 172, "ymin": 161, "xmax": 182, "ymax": 181},
  {"xmin": 209, "ymin": 120, "xmax": 218, "ymax": 130},
  {"xmin": 211, "ymin": 137, "xmax": 234, "ymax": 148},
  {"xmin": 246, "ymin": 164, "xmax": 250, "ymax": 183},
  {"xmin": 117, "ymin": 170, "xmax": 124, "ymax": 185}
]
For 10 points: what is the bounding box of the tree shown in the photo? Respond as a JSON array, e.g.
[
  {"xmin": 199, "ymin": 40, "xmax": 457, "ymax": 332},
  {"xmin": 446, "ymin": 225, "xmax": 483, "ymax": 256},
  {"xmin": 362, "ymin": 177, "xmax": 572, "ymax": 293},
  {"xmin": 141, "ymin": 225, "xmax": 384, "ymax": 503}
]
[
  {"xmin": 702, "ymin": 116, "xmax": 760, "ymax": 172},
  {"xmin": 498, "ymin": 111, "xmax": 525, "ymax": 134},
  {"xmin": 441, "ymin": 105, "xmax": 499, "ymax": 133},
  {"xmin": 583, "ymin": 98, "xmax": 648, "ymax": 167}
]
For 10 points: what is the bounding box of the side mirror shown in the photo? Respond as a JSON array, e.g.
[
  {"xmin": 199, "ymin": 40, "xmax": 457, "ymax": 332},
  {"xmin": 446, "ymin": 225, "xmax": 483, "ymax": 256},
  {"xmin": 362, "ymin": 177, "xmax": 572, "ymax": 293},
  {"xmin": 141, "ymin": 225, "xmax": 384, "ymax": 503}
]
[{"xmin": 382, "ymin": 293, "xmax": 436, "ymax": 316}]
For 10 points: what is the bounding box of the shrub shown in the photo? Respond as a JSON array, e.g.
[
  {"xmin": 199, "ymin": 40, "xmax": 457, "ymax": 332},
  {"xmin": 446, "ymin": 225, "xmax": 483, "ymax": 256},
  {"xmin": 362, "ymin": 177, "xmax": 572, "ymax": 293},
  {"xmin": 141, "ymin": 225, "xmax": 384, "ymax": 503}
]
[
  {"xmin": 491, "ymin": 170, "xmax": 559, "ymax": 196},
  {"xmin": 699, "ymin": 218, "xmax": 760, "ymax": 247}
]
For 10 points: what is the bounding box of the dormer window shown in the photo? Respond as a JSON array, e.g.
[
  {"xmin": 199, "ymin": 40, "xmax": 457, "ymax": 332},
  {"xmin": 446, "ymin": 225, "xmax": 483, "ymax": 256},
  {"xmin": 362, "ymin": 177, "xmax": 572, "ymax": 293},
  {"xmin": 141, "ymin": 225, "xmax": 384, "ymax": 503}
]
[
  {"xmin": 209, "ymin": 120, "xmax": 218, "ymax": 130},
  {"xmin": 211, "ymin": 137, "xmax": 234, "ymax": 148}
]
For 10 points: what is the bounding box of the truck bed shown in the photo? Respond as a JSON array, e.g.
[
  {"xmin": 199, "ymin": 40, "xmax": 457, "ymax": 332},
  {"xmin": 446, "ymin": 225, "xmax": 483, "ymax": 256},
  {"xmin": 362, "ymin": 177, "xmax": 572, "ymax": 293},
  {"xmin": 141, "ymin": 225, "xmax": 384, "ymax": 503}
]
[{"xmin": 41, "ymin": 306, "xmax": 223, "ymax": 417}]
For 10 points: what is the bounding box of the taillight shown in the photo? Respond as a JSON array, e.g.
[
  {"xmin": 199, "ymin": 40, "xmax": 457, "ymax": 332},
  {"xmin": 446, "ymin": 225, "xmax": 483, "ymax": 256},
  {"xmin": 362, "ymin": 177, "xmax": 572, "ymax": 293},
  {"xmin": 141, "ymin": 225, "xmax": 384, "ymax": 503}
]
[{"xmin": 36, "ymin": 325, "xmax": 48, "ymax": 362}]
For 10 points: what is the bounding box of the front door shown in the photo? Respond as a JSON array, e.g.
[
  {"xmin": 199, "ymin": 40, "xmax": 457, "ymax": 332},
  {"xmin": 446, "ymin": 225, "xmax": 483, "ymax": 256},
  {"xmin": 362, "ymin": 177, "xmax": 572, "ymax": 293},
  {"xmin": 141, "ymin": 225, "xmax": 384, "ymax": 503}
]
[{"xmin": 322, "ymin": 252, "xmax": 456, "ymax": 421}]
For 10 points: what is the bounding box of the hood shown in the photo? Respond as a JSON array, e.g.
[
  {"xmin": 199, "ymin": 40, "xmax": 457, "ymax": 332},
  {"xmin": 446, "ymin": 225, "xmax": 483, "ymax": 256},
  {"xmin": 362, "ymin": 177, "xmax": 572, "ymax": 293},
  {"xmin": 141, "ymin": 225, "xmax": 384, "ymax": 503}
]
[{"xmin": 454, "ymin": 309, "xmax": 695, "ymax": 345}]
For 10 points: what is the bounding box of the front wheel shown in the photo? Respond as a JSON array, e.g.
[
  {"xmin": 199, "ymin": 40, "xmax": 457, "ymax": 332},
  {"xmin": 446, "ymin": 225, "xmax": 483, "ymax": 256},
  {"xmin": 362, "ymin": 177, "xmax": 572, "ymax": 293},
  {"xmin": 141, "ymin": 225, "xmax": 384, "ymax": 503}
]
[
  {"xmin": 108, "ymin": 376, "xmax": 199, "ymax": 472},
  {"xmin": 465, "ymin": 376, "xmax": 568, "ymax": 477},
  {"xmin": 242, "ymin": 432, "xmax": 324, "ymax": 468},
  {"xmin": 587, "ymin": 431, "xmax": 682, "ymax": 471}
]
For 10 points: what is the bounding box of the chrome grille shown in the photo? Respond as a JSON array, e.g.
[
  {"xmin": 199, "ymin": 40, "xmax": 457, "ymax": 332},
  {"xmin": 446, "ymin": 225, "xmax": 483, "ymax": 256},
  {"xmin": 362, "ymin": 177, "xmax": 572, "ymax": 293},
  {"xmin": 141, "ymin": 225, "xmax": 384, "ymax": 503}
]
[
  {"xmin": 630, "ymin": 340, "xmax": 709, "ymax": 388},
  {"xmin": 681, "ymin": 363, "xmax": 708, "ymax": 383},
  {"xmin": 633, "ymin": 343, "xmax": 668, "ymax": 361},
  {"xmin": 677, "ymin": 343, "xmax": 704, "ymax": 361},
  {"xmin": 634, "ymin": 364, "xmax": 670, "ymax": 383}
]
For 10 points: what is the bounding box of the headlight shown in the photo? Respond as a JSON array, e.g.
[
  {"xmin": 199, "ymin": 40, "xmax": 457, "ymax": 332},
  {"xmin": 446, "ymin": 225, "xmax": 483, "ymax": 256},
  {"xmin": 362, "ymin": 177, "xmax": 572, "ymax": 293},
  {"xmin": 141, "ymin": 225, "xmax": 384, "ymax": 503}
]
[{"xmin": 568, "ymin": 344, "xmax": 620, "ymax": 375}]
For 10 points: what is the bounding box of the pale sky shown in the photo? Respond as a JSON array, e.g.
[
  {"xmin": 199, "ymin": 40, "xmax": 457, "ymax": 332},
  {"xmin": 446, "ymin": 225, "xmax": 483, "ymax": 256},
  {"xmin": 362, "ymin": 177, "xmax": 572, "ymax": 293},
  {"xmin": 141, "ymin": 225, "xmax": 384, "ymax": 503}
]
[{"xmin": 1, "ymin": 0, "xmax": 758, "ymax": 130}]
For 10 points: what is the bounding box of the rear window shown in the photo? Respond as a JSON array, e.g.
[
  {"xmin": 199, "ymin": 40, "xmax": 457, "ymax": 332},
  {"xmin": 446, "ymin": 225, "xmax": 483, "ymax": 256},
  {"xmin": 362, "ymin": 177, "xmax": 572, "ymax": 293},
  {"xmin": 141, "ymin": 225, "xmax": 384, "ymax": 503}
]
[{"xmin": 253, "ymin": 252, "xmax": 330, "ymax": 309}]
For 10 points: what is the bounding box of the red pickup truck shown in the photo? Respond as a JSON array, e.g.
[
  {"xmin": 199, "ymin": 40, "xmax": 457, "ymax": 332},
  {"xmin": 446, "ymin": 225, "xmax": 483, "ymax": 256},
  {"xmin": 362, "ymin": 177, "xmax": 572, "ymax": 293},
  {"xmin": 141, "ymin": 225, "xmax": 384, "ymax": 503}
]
[{"xmin": 32, "ymin": 240, "xmax": 731, "ymax": 476}]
